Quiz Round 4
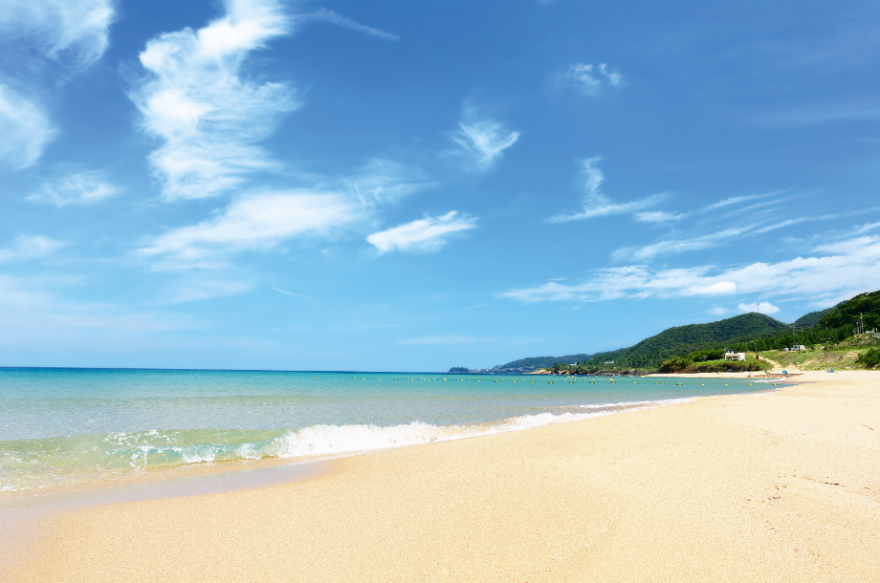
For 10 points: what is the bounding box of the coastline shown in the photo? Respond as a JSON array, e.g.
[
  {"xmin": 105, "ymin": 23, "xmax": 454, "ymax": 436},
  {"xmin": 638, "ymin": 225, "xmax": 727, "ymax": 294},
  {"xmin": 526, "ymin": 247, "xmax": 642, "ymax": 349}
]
[{"xmin": 7, "ymin": 371, "xmax": 880, "ymax": 582}]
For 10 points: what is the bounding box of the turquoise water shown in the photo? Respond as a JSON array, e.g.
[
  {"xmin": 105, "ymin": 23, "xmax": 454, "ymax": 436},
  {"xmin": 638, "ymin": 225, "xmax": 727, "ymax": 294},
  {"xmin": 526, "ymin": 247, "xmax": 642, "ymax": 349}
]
[{"xmin": 0, "ymin": 368, "xmax": 775, "ymax": 493}]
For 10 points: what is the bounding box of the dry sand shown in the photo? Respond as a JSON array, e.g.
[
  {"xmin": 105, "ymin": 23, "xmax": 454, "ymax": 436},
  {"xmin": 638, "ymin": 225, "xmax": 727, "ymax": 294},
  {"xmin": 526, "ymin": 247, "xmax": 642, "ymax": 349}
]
[{"xmin": 7, "ymin": 372, "xmax": 880, "ymax": 582}]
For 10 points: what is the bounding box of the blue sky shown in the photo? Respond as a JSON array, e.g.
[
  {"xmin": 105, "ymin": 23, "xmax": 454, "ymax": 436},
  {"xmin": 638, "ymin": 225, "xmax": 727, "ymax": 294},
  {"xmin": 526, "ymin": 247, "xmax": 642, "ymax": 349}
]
[{"xmin": 2, "ymin": 0, "xmax": 880, "ymax": 371}]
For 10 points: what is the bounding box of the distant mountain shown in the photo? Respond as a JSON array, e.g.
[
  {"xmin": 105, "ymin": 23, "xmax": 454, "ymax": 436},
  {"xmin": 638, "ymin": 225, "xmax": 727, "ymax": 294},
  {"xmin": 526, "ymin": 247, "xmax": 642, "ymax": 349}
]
[
  {"xmin": 496, "ymin": 353, "xmax": 595, "ymax": 370},
  {"xmin": 793, "ymin": 307, "xmax": 835, "ymax": 328}
]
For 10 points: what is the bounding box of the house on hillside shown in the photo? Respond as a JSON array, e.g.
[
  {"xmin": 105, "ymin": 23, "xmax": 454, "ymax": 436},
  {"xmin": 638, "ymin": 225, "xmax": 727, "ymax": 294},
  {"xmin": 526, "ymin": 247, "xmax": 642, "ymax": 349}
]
[{"xmin": 723, "ymin": 352, "xmax": 746, "ymax": 361}]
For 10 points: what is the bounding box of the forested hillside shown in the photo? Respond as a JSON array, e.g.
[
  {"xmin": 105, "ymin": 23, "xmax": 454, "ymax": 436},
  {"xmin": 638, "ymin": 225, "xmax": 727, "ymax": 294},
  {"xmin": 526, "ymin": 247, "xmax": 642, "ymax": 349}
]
[
  {"xmin": 582, "ymin": 313, "xmax": 788, "ymax": 369},
  {"xmin": 493, "ymin": 289, "xmax": 880, "ymax": 372},
  {"xmin": 496, "ymin": 354, "xmax": 594, "ymax": 370}
]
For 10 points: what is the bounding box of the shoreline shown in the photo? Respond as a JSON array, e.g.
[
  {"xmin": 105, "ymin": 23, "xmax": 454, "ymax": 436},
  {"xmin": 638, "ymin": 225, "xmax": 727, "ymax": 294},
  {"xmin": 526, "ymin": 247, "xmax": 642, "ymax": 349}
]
[
  {"xmin": 0, "ymin": 380, "xmax": 764, "ymax": 502},
  {"xmin": 7, "ymin": 371, "xmax": 880, "ymax": 581}
]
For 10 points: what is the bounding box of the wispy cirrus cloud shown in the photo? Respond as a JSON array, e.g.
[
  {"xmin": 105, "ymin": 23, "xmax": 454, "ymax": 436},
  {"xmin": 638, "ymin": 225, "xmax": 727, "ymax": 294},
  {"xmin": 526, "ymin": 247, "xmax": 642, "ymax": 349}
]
[
  {"xmin": 549, "ymin": 157, "xmax": 664, "ymax": 223},
  {"xmin": 162, "ymin": 278, "xmax": 253, "ymax": 304},
  {"xmin": 0, "ymin": 0, "xmax": 115, "ymax": 69},
  {"xmin": 0, "ymin": 1, "xmax": 114, "ymax": 170},
  {"xmin": 367, "ymin": 211, "xmax": 477, "ymax": 255},
  {"xmin": 611, "ymin": 201, "xmax": 874, "ymax": 262},
  {"xmin": 130, "ymin": 0, "xmax": 297, "ymax": 201},
  {"xmin": 0, "ymin": 234, "xmax": 65, "ymax": 264},
  {"xmin": 141, "ymin": 191, "xmax": 359, "ymax": 268},
  {"xmin": 634, "ymin": 210, "xmax": 683, "ymax": 223},
  {"xmin": 28, "ymin": 169, "xmax": 118, "ymax": 206},
  {"xmin": 450, "ymin": 108, "xmax": 520, "ymax": 172},
  {"xmin": 500, "ymin": 235, "xmax": 880, "ymax": 306},
  {"xmin": 611, "ymin": 227, "xmax": 751, "ymax": 262},
  {"xmin": 139, "ymin": 158, "xmax": 430, "ymax": 269},
  {"xmin": 0, "ymin": 84, "xmax": 55, "ymax": 169},
  {"xmin": 300, "ymin": 8, "xmax": 398, "ymax": 41},
  {"xmin": 561, "ymin": 63, "xmax": 624, "ymax": 96}
]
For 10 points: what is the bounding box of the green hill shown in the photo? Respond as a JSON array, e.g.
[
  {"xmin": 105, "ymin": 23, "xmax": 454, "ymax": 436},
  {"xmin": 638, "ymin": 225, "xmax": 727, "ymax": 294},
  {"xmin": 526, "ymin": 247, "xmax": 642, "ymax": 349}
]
[
  {"xmin": 816, "ymin": 290, "xmax": 880, "ymax": 332},
  {"xmin": 793, "ymin": 307, "xmax": 834, "ymax": 328},
  {"xmin": 496, "ymin": 353, "xmax": 594, "ymax": 370},
  {"xmin": 490, "ymin": 289, "xmax": 880, "ymax": 373},
  {"xmin": 583, "ymin": 312, "xmax": 789, "ymax": 369}
]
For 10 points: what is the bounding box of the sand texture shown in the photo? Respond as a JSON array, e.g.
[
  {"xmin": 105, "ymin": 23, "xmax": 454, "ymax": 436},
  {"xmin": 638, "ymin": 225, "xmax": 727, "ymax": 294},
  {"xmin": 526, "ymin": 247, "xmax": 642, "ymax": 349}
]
[{"xmin": 8, "ymin": 372, "xmax": 880, "ymax": 582}]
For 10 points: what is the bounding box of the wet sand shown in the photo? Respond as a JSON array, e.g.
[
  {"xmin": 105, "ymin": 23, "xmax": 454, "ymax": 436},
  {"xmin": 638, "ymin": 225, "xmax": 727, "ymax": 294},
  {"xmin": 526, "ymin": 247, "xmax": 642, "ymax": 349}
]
[{"xmin": 7, "ymin": 372, "xmax": 880, "ymax": 582}]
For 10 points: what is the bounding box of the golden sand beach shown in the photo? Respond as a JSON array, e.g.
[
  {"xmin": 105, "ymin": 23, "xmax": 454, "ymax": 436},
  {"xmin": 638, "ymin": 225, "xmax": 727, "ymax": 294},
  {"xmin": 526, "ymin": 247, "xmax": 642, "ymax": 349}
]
[{"xmin": 7, "ymin": 371, "xmax": 880, "ymax": 582}]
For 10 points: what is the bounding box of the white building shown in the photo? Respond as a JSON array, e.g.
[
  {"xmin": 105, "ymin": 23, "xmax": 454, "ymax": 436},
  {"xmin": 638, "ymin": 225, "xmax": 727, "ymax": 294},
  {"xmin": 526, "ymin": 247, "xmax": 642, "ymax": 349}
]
[{"xmin": 723, "ymin": 352, "xmax": 746, "ymax": 361}]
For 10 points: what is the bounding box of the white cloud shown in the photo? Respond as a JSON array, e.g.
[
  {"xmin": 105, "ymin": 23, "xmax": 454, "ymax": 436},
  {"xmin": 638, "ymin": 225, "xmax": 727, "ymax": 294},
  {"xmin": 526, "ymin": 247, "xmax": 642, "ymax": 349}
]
[
  {"xmin": 612, "ymin": 202, "xmax": 863, "ymax": 262},
  {"xmin": 342, "ymin": 159, "xmax": 431, "ymax": 204},
  {"xmin": 612, "ymin": 227, "xmax": 749, "ymax": 262},
  {"xmin": 699, "ymin": 192, "xmax": 777, "ymax": 213},
  {"xmin": 738, "ymin": 301, "xmax": 780, "ymax": 315},
  {"xmin": 0, "ymin": 0, "xmax": 115, "ymax": 69},
  {"xmin": 450, "ymin": 110, "xmax": 520, "ymax": 172},
  {"xmin": 367, "ymin": 211, "xmax": 477, "ymax": 255},
  {"xmin": 0, "ymin": 235, "xmax": 64, "ymax": 264},
  {"xmin": 562, "ymin": 63, "xmax": 624, "ymax": 96},
  {"xmin": 500, "ymin": 235, "xmax": 880, "ymax": 306},
  {"xmin": 27, "ymin": 170, "xmax": 118, "ymax": 206},
  {"xmin": 163, "ymin": 278, "xmax": 253, "ymax": 304},
  {"xmin": 0, "ymin": 84, "xmax": 55, "ymax": 169},
  {"xmin": 708, "ymin": 306, "xmax": 728, "ymax": 316},
  {"xmin": 301, "ymin": 8, "xmax": 398, "ymax": 40},
  {"xmin": 634, "ymin": 210, "xmax": 683, "ymax": 223},
  {"xmin": 550, "ymin": 157, "xmax": 664, "ymax": 223},
  {"xmin": 130, "ymin": 0, "xmax": 297, "ymax": 201},
  {"xmin": 141, "ymin": 191, "xmax": 358, "ymax": 266}
]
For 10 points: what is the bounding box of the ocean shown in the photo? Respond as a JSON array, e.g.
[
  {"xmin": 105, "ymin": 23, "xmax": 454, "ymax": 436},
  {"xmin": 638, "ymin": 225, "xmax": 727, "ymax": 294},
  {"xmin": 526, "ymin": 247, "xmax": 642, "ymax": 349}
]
[{"xmin": 0, "ymin": 368, "xmax": 775, "ymax": 494}]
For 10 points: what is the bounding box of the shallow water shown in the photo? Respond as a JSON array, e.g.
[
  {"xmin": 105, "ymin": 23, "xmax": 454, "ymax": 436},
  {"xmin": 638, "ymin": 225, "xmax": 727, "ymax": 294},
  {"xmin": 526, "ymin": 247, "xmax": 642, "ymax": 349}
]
[{"xmin": 0, "ymin": 368, "xmax": 774, "ymax": 493}]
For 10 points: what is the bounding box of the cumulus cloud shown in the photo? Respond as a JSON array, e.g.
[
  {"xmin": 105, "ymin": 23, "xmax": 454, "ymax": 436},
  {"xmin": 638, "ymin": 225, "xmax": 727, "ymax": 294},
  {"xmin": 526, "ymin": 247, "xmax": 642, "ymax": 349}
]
[
  {"xmin": 300, "ymin": 8, "xmax": 398, "ymax": 40},
  {"xmin": 0, "ymin": 0, "xmax": 115, "ymax": 68},
  {"xmin": 28, "ymin": 170, "xmax": 118, "ymax": 206},
  {"xmin": 0, "ymin": 234, "xmax": 64, "ymax": 264},
  {"xmin": 130, "ymin": 0, "xmax": 297, "ymax": 201},
  {"xmin": 738, "ymin": 301, "xmax": 780, "ymax": 315},
  {"xmin": 708, "ymin": 306, "xmax": 728, "ymax": 316},
  {"xmin": 500, "ymin": 235, "xmax": 880, "ymax": 306},
  {"xmin": 0, "ymin": 84, "xmax": 55, "ymax": 169},
  {"xmin": 140, "ymin": 191, "xmax": 358, "ymax": 267},
  {"xmin": 367, "ymin": 211, "xmax": 477, "ymax": 255},
  {"xmin": 562, "ymin": 63, "xmax": 624, "ymax": 96},
  {"xmin": 450, "ymin": 109, "xmax": 520, "ymax": 172},
  {"xmin": 550, "ymin": 157, "xmax": 664, "ymax": 223}
]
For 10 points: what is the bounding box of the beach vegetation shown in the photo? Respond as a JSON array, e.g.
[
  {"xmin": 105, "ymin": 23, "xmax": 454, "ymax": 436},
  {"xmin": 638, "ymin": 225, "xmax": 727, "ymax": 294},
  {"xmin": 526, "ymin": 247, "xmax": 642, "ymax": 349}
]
[{"xmin": 856, "ymin": 348, "xmax": 880, "ymax": 369}]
